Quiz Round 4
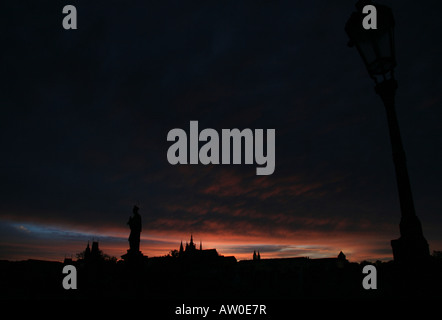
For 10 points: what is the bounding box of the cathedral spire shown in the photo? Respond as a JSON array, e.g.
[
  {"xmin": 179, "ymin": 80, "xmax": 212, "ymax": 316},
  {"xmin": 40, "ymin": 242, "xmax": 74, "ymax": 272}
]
[{"xmin": 85, "ymin": 241, "xmax": 91, "ymax": 260}]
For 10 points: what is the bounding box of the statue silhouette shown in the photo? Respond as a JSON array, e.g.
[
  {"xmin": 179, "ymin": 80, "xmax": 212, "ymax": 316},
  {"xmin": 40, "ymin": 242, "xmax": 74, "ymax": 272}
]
[{"xmin": 128, "ymin": 205, "xmax": 142, "ymax": 253}]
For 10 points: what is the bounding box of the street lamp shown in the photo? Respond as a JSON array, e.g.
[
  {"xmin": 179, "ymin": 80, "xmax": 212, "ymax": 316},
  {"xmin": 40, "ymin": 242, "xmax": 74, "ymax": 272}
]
[{"xmin": 345, "ymin": 0, "xmax": 429, "ymax": 263}]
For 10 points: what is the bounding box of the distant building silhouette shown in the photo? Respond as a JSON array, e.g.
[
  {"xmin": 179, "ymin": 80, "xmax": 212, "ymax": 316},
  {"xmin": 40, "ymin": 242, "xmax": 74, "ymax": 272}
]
[
  {"xmin": 177, "ymin": 234, "xmax": 236, "ymax": 262},
  {"xmin": 77, "ymin": 240, "xmax": 104, "ymax": 263},
  {"xmin": 85, "ymin": 241, "xmax": 91, "ymax": 260},
  {"xmin": 337, "ymin": 251, "xmax": 347, "ymax": 261},
  {"xmin": 91, "ymin": 241, "xmax": 100, "ymax": 257},
  {"xmin": 185, "ymin": 234, "xmax": 197, "ymax": 252}
]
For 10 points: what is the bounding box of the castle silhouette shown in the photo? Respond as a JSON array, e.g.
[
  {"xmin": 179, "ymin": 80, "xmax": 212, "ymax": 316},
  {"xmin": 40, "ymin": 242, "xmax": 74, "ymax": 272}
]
[{"xmin": 176, "ymin": 234, "xmax": 236, "ymax": 263}]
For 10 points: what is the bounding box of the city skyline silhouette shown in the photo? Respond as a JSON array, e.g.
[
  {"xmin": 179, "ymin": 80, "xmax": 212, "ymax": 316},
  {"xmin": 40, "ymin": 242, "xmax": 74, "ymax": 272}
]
[
  {"xmin": 1, "ymin": 0, "xmax": 442, "ymax": 303},
  {"xmin": 1, "ymin": 205, "xmax": 441, "ymax": 300}
]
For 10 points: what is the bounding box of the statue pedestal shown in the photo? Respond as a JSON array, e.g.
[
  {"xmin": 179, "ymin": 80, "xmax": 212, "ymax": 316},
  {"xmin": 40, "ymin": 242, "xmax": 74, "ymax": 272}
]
[
  {"xmin": 121, "ymin": 249, "xmax": 147, "ymax": 265},
  {"xmin": 391, "ymin": 236, "xmax": 429, "ymax": 263},
  {"xmin": 391, "ymin": 214, "xmax": 430, "ymax": 263}
]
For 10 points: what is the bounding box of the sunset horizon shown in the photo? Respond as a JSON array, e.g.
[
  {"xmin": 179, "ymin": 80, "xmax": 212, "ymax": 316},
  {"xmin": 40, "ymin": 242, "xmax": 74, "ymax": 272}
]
[
  {"xmin": 1, "ymin": 0, "xmax": 442, "ymax": 304},
  {"xmin": 2, "ymin": 207, "xmax": 427, "ymax": 263}
]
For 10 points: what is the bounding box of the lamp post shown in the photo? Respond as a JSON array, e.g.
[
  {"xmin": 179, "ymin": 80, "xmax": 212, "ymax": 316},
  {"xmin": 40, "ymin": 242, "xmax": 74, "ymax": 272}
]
[{"xmin": 345, "ymin": 0, "xmax": 429, "ymax": 263}]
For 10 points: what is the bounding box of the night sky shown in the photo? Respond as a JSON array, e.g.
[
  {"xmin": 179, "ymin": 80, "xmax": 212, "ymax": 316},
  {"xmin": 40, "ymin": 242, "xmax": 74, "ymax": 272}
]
[{"xmin": 1, "ymin": 0, "xmax": 441, "ymax": 262}]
